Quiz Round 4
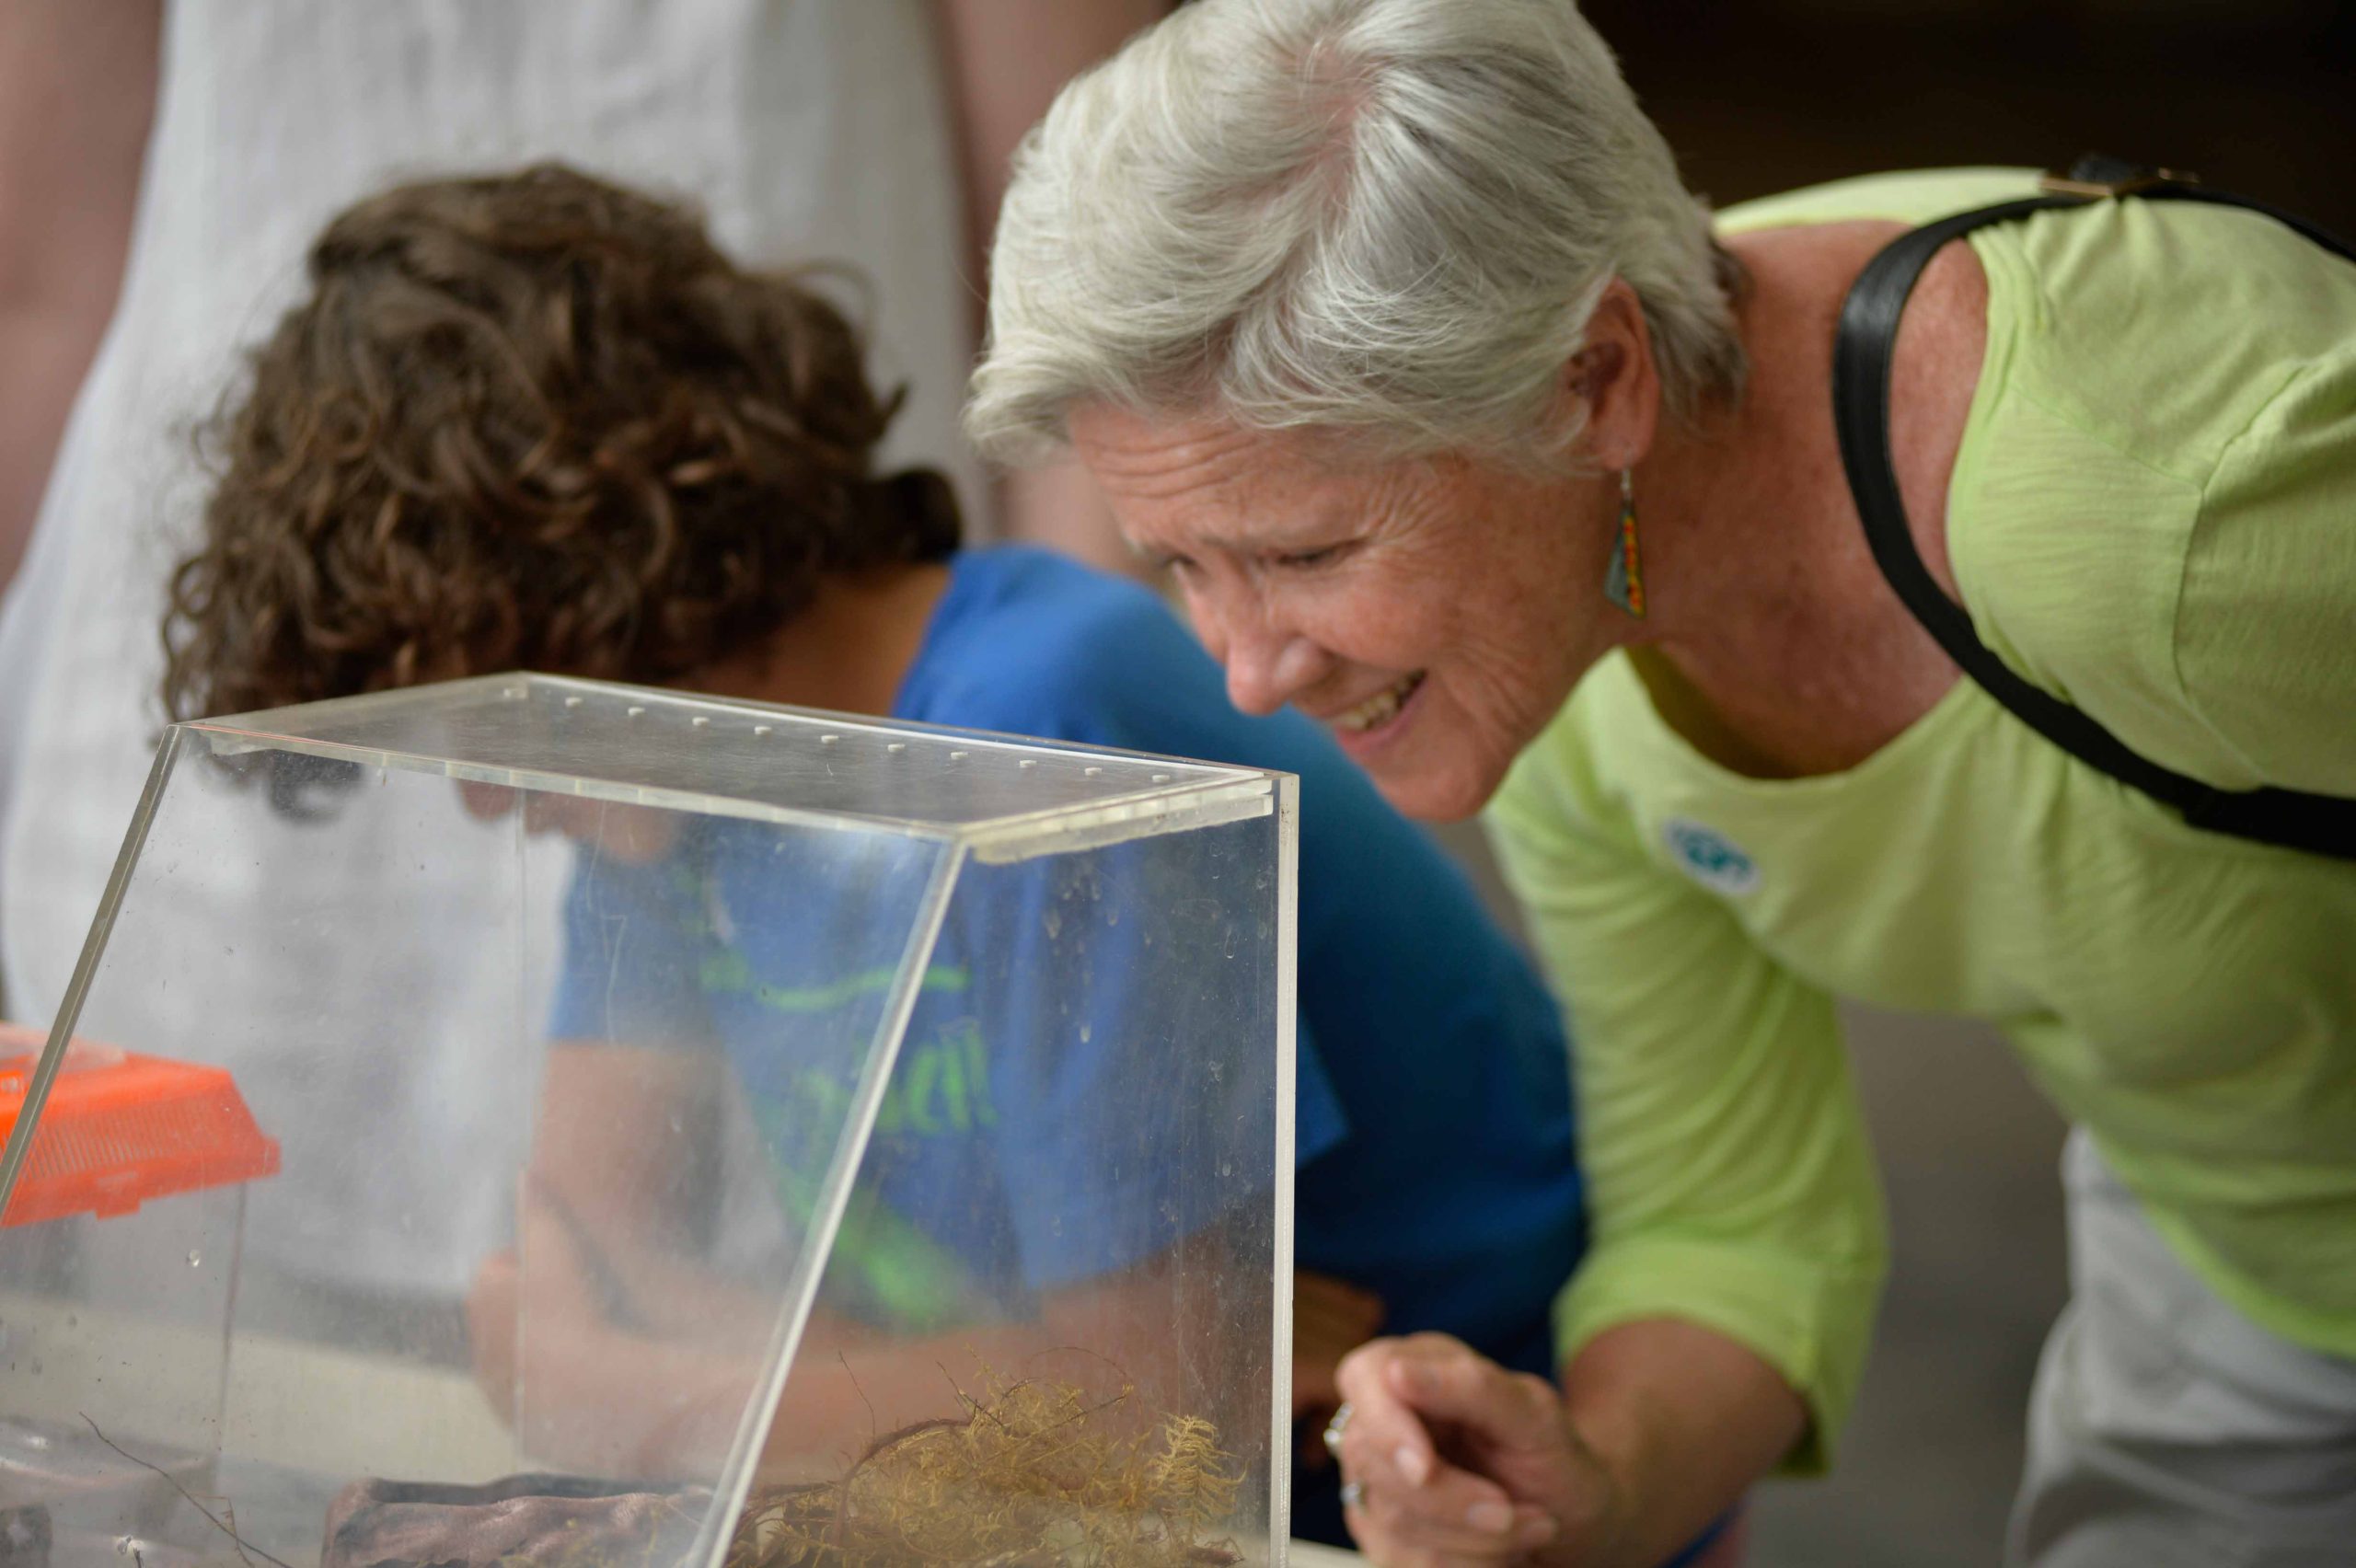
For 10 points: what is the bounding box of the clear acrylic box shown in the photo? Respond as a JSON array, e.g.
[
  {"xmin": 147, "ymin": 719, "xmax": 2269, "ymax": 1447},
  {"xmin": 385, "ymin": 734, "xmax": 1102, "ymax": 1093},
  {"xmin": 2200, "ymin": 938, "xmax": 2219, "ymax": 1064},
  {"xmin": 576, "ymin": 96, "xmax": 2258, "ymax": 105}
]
[{"xmin": 0, "ymin": 674, "xmax": 1297, "ymax": 1568}]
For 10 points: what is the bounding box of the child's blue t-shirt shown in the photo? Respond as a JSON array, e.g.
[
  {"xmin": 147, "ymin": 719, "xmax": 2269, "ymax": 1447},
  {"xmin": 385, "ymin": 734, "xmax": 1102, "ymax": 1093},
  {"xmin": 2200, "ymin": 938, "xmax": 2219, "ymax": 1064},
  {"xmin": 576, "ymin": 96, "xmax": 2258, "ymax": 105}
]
[{"xmin": 548, "ymin": 543, "xmax": 1586, "ymax": 1399}]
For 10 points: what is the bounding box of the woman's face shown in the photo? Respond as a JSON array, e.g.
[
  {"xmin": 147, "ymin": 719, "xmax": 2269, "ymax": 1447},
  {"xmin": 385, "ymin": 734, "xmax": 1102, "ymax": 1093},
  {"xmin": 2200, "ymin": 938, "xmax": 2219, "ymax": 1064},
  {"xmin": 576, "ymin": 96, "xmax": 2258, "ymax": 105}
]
[{"xmin": 1070, "ymin": 406, "xmax": 1616, "ymax": 821}]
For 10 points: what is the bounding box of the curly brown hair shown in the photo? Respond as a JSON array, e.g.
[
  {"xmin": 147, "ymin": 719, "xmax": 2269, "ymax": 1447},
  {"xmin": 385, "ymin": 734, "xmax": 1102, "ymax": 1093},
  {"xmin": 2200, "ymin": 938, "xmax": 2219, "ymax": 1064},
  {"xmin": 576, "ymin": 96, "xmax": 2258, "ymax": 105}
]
[{"xmin": 162, "ymin": 162, "xmax": 959, "ymax": 721}]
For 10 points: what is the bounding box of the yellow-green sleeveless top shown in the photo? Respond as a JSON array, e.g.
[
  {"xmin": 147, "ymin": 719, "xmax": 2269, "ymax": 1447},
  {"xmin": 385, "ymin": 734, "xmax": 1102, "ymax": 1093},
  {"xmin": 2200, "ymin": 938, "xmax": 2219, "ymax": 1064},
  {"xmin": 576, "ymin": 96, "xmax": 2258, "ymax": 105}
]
[{"xmin": 1488, "ymin": 168, "xmax": 2356, "ymax": 1470}]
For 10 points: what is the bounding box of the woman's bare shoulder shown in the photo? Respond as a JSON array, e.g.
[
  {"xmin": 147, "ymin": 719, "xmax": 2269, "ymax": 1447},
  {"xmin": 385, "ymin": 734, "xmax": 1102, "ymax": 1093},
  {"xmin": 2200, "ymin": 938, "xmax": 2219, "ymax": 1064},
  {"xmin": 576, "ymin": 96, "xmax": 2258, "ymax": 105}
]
[
  {"xmin": 1887, "ymin": 236, "xmax": 1989, "ymax": 597},
  {"xmin": 1727, "ymin": 221, "xmax": 1986, "ymax": 594}
]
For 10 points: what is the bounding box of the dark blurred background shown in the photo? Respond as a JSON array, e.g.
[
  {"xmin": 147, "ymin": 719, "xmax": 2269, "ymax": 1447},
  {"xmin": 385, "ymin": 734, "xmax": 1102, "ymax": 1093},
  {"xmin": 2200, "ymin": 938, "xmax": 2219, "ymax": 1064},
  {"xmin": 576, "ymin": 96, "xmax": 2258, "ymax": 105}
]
[
  {"xmin": 1591, "ymin": 0, "xmax": 2356, "ymax": 233},
  {"xmin": 1444, "ymin": 4, "xmax": 2350, "ymax": 1562}
]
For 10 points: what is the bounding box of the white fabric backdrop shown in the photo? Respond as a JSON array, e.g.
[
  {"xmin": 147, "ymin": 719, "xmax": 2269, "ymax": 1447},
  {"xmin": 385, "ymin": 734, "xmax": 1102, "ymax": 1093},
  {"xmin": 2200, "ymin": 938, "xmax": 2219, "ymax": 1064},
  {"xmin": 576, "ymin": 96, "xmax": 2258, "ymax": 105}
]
[{"xmin": 0, "ymin": 0, "xmax": 987, "ymax": 1291}]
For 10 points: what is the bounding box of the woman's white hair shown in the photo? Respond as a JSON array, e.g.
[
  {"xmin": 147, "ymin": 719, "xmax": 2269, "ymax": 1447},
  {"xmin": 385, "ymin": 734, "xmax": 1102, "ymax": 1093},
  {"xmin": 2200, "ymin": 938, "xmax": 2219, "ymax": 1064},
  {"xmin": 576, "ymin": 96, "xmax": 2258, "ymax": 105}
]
[{"xmin": 964, "ymin": 0, "xmax": 1744, "ymax": 467}]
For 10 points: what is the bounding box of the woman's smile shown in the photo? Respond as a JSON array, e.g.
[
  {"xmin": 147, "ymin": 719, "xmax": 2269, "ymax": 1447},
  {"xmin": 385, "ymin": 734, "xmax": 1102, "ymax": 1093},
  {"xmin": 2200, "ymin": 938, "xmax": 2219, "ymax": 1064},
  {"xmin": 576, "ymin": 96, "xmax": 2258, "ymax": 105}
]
[
  {"xmin": 1323, "ymin": 669, "xmax": 1432, "ymax": 771},
  {"xmin": 1331, "ymin": 669, "xmax": 1426, "ymax": 735}
]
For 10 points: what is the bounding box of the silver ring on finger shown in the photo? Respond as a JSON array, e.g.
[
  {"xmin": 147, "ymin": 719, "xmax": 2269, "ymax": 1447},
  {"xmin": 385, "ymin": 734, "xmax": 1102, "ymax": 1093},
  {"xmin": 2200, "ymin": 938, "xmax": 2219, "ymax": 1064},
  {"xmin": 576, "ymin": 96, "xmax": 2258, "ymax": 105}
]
[
  {"xmin": 1339, "ymin": 1479, "xmax": 1365, "ymax": 1512},
  {"xmin": 1322, "ymin": 1401, "xmax": 1353, "ymax": 1458}
]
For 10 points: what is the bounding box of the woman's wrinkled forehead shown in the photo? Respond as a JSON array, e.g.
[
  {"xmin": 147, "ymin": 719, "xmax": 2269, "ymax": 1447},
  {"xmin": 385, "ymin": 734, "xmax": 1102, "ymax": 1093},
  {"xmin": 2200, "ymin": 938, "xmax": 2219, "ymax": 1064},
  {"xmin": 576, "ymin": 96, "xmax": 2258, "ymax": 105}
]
[
  {"xmin": 1069, "ymin": 405, "xmax": 1279, "ymax": 494},
  {"xmin": 1068, "ymin": 405, "xmax": 1398, "ymax": 547}
]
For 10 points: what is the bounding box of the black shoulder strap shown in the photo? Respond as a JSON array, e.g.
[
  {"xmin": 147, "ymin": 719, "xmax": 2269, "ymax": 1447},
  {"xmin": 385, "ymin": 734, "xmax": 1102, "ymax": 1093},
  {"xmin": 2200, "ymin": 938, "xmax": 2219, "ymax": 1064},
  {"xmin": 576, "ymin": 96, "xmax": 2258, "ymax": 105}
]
[{"xmin": 1831, "ymin": 156, "xmax": 2356, "ymax": 860}]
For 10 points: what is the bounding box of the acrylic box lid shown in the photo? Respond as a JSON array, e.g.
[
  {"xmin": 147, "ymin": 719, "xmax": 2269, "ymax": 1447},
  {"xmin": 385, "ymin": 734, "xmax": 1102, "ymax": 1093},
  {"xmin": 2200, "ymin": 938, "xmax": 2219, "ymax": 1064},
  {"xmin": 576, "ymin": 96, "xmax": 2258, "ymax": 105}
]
[{"xmin": 192, "ymin": 673, "xmax": 1278, "ymax": 863}]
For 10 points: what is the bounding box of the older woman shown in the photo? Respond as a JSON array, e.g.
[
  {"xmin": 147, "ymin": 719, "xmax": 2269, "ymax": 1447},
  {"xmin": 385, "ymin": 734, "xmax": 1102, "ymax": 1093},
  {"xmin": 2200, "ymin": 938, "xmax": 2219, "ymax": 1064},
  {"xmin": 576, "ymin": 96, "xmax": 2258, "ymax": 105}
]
[{"xmin": 964, "ymin": 2, "xmax": 2356, "ymax": 1565}]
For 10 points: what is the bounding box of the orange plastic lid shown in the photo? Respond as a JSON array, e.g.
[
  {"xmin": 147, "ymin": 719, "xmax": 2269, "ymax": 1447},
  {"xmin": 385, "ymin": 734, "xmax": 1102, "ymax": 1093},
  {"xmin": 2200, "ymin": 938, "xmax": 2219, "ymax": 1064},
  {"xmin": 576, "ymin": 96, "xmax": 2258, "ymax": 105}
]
[{"xmin": 1, "ymin": 1023, "xmax": 281, "ymax": 1228}]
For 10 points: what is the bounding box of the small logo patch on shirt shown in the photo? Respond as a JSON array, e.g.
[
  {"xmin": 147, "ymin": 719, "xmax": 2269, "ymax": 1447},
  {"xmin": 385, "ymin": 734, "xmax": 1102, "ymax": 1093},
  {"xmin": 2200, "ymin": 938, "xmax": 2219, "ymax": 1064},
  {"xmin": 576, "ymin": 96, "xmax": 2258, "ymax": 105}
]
[{"xmin": 1663, "ymin": 817, "xmax": 1760, "ymax": 895}]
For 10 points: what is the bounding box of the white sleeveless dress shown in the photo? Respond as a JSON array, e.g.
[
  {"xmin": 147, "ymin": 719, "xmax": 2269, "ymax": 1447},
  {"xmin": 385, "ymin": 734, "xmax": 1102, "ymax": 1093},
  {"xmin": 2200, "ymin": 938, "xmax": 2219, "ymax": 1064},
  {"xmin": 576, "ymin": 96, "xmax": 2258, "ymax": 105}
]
[{"xmin": 0, "ymin": 0, "xmax": 985, "ymax": 1292}]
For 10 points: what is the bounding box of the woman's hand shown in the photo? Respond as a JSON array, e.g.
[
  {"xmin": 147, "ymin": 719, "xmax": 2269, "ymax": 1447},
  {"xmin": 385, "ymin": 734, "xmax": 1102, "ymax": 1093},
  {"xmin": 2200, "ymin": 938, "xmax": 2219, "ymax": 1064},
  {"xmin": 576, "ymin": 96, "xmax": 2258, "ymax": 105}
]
[{"xmin": 1330, "ymin": 1333, "xmax": 1628, "ymax": 1568}]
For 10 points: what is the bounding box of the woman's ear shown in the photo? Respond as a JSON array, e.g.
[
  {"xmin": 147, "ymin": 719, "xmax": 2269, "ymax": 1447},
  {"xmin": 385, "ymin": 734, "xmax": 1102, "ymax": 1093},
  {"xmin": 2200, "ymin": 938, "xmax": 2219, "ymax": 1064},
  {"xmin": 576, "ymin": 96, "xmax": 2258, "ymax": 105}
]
[{"xmin": 1558, "ymin": 280, "xmax": 1660, "ymax": 472}]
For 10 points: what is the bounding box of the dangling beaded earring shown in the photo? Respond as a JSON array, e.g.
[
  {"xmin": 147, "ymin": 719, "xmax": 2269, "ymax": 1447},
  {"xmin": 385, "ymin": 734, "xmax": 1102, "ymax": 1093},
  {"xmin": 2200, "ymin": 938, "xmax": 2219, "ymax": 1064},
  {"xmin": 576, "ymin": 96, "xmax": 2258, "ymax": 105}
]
[{"xmin": 1602, "ymin": 467, "xmax": 1646, "ymax": 618}]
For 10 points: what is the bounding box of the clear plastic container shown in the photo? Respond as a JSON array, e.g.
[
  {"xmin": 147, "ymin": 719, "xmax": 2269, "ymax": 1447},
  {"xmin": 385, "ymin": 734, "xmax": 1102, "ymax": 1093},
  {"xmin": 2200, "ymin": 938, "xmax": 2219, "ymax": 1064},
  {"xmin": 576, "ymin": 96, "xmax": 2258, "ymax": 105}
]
[{"xmin": 0, "ymin": 674, "xmax": 1297, "ymax": 1568}]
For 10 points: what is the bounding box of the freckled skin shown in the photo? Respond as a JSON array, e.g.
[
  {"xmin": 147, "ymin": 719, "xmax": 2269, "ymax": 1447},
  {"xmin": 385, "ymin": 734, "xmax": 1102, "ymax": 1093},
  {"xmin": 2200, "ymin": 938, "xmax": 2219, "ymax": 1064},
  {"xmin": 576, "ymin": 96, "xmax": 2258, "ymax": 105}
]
[{"xmin": 1070, "ymin": 409, "xmax": 1621, "ymax": 822}]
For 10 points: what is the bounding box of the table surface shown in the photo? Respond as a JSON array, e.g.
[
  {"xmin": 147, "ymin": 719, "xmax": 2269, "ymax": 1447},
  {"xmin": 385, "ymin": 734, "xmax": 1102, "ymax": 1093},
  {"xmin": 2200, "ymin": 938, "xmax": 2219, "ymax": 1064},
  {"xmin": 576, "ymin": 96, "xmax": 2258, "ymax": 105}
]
[{"xmin": 7, "ymin": 1287, "xmax": 1377, "ymax": 1566}]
